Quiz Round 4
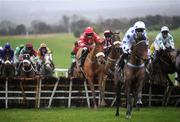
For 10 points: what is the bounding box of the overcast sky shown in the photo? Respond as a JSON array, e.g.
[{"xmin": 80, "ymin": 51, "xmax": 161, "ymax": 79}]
[{"xmin": 0, "ymin": 0, "xmax": 180, "ymax": 25}]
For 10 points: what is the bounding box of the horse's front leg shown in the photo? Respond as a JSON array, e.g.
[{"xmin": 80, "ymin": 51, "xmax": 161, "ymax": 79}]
[
  {"xmin": 87, "ymin": 75, "xmax": 97, "ymax": 109},
  {"xmin": 115, "ymin": 81, "xmax": 121, "ymax": 116},
  {"xmin": 136, "ymin": 79, "xmax": 143, "ymax": 110},
  {"xmin": 98, "ymin": 73, "xmax": 106, "ymax": 107},
  {"xmin": 125, "ymin": 82, "xmax": 132, "ymax": 119}
]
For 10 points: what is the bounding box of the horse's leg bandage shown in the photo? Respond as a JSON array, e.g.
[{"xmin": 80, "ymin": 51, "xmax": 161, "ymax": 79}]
[{"xmin": 96, "ymin": 52, "xmax": 105, "ymax": 58}]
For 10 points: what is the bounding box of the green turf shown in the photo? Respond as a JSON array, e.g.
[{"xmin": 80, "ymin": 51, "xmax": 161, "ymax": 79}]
[
  {"xmin": 0, "ymin": 29, "xmax": 180, "ymax": 68},
  {"xmin": 0, "ymin": 107, "xmax": 179, "ymax": 122},
  {"xmin": 0, "ymin": 33, "xmax": 76, "ymax": 68}
]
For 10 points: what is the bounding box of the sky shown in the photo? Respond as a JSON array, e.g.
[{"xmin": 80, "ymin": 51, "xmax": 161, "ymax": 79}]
[{"xmin": 0, "ymin": 0, "xmax": 180, "ymax": 25}]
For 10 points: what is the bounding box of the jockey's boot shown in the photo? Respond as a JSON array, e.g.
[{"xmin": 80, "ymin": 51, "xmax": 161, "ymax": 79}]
[
  {"xmin": 68, "ymin": 62, "xmax": 76, "ymax": 76},
  {"xmin": 79, "ymin": 48, "xmax": 89, "ymax": 70},
  {"xmin": 117, "ymin": 53, "xmax": 129, "ymax": 70},
  {"xmin": 37, "ymin": 64, "xmax": 40, "ymax": 72},
  {"xmin": 16, "ymin": 63, "xmax": 22, "ymax": 76}
]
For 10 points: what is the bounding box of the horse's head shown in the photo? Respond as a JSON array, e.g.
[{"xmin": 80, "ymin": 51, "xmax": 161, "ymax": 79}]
[
  {"xmin": 157, "ymin": 48, "xmax": 176, "ymax": 64},
  {"xmin": 2, "ymin": 57, "xmax": 15, "ymax": 77},
  {"xmin": 43, "ymin": 53, "xmax": 54, "ymax": 71},
  {"xmin": 21, "ymin": 54, "xmax": 33, "ymax": 72},
  {"xmin": 94, "ymin": 43, "xmax": 105, "ymax": 65},
  {"xmin": 112, "ymin": 32, "xmax": 121, "ymax": 49},
  {"xmin": 132, "ymin": 40, "xmax": 148, "ymax": 61},
  {"xmin": 4, "ymin": 59, "xmax": 11, "ymax": 65},
  {"xmin": 22, "ymin": 59, "xmax": 31, "ymax": 68}
]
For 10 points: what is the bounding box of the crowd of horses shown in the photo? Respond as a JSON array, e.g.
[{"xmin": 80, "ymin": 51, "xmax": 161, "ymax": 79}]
[
  {"xmin": 69, "ymin": 32, "xmax": 180, "ymax": 118},
  {"xmin": 0, "ymin": 53, "xmax": 54, "ymax": 78}
]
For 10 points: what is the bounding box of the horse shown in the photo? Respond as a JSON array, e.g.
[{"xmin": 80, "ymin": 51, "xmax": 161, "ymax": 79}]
[
  {"xmin": 101, "ymin": 32, "xmax": 123, "ymax": 106},
  {"xmin": 1, "ymin": 57, "xmax": 15, "ymax": 78},
  {"xmin": 39, "ymin": 53, "xmax": 54, "ymax": 76},
  {"xmin": 115, "ymin": 40, "xmax": 148, "ymax": 119},
  {"xmin": 18, "ymin": 54, "xmax": 36, "ymax": 77},
  {"xmin": 148, "ymin": 48, "xmax": 179, "ymax": 106},
  {"xmin": 105, "ymin": 32, "xmax": 123, "ymax": 79},
  {"xmin": 76, "ymin": 42, "xmax": 106, "ymax": 109}
]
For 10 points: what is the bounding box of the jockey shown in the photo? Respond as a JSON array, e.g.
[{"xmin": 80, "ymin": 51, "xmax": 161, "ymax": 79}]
[
  {"xmin": 19, "ymin": 43, "xmax": 37, "ymax": 60},
  {"xmin": 37, "ymin": 43, "xmax": 53, "ymax": 71},
  {"xmin": 151, "ymin": 26, "xmax": 175, "ymax": 59},
  {"xmin": 14, "ymin": 44, "xmax": 25, "ymax": 63},
  {"xmin": 78, "ymin": 26, "xmax": 103, "ymax": 69},
  {"xmin": 1, "ymin": 43, "xmax": 14, "ymax": 64},
  {"xmin": 116, "ymin": 21, "xmax": 149, "ymax": 70},
  {"xmin": 103, "ymin": 30, "xmax": 113, "ymax": 56},
  {"xmin": 68, "ymin": 40, "xmax": 79, "ymax": 75},
  {"xmin": 37, "ymin": 43, "xmax": 51, "ymax": 60}
]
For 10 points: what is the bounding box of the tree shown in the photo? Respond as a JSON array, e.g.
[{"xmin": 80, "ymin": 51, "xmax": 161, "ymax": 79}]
[
  {"xmin": 15, "ymin": 24, "xmax": 26, "ymax": 35},
  {"xmin": 31, "ymin": 20, "xmax": 51, "ymax": 34}
]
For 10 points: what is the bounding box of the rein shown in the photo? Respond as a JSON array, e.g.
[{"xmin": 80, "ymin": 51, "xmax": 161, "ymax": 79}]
[{"xmin": 127, "ymin": 40, "xmax": 147, "ymax": 68}]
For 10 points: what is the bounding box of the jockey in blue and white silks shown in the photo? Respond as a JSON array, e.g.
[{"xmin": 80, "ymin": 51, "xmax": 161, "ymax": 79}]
[
  {"xmin": 121, "ymin": 21, "xmax": 149, "ymax": 54},
  {"xmin": 117, "ymin": 21, "xmax": 149, "ymax": 70},
  {"xmin": 150, "ymin": 26, "xmax": 175, "ymax": 58}
]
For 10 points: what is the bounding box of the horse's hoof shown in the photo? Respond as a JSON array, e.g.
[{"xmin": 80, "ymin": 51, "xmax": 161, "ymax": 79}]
[
  {"xmin": 115, "ymin": 113, "xmax": 119, "ymax": 117},
  {"xmin": 126, "ymin": 115, "xmax": 131, "ymax": 119},
  {"xmin": 100, "ymin": 100, "xmax": 107, "ymax": 107},
  {"xmin": 94, "ymin": 105, "xmax": 97, "ymax": 110}
]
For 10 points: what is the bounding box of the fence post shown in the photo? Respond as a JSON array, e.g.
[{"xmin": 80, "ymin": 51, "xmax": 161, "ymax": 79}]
[
  {"xmin": 68, "ymin": 79, "xmax": 73, "ymax": 108},
  {"xmin": 5, "ymin": 78, "xmax": 8, "ymax": 109},
  {"xmin": 148, "ymin": 83, "xmax": 152, "ymax": 107},
  {"xmin": 48, "ymin": 78, "xmax": 59, "ymax": 108},
  {"xmin": 84, "ymin": 80, "xmax": 90, "ymax": 108}
]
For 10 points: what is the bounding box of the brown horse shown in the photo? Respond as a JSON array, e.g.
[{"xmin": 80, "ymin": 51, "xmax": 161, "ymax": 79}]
[
  {"xmin": 76, "ymin": 42, "xmax": 105, "ymax": 109},
  {"xmin": 115, "ymin": 40, "xmax": 148, "ymax": 119},
  {"xmin": 148, "ymin": 48, "xmax": 179, "ymax": 106},
  {"xmin": 105, "ymin": 32, "xmax": 123, "ymax": 78}
]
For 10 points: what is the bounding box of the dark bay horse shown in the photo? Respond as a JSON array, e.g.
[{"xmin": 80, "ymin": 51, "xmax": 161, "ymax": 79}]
[
  {"xmin": 148, "ymin": 48, "xmax": 180, "ymax": 105},
  {"xmin": 102, "ymin": 33, "xmax": 123, "ymax": 105},
  {"xmin": 105, "ymin": 32, "xmax": 123, "ymax": 78},
  {"xmin": 76, "ymin": 43, "xmax": 105, "ymax": 109},
  {"xmin": 115, "ymin": 40, "xmax": 148, "ymax": 119},
  {"xmin": 1, "ymin": 57, "xmax": 15, "ymax": 78}
]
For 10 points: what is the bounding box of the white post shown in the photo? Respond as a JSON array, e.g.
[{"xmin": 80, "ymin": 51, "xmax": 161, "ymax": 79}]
[
  {"xmin": 5, "ymin": 78, "xmax": 8, "ymax": 109},
  {"xmin": 48, "ymin": 79, "xmax": 59, "ymax": 108},
  {"xmin": 84, "ymin": 80, "xmax": 90, "ymax": 108},
  {"xmin": 37, "ymin": 78, "xmax": 42, "ymax": 108},
  {"xmin": 175, "ymin": 73, "xmax": 179, "ymax": 86},
  {"xmin": 68, "ymin": 79, "xmax": 73, "ymax": 108}
]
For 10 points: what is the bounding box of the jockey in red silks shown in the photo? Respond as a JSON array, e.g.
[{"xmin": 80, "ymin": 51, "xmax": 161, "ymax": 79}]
[{"xmin": 78, "ymin": 26, "xmax": 103, "ymax": 68}]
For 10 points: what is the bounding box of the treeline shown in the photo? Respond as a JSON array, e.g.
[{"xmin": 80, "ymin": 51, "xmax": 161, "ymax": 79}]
[{"xmin": 0, "ymin": 15, "xmax": 180, "ymax": 37}]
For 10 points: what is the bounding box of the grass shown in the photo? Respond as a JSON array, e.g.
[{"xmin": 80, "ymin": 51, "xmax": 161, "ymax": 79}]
[
  {"xmin": 0, "ymin": 33, "xmax": 76, "ymax": 68},
  {"xmin": 0, "ymin": 107, "xmax": 179, "ymax": 122}
]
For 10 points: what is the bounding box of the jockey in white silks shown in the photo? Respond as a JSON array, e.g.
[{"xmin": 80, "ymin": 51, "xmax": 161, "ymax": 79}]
[
  {"xmin": 151, "ymin": 26, "xmax": 175, "ymax": 58},
  {"xmin": 116, "ymin": 21, "xmax": 149, "ymax": 70}
]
